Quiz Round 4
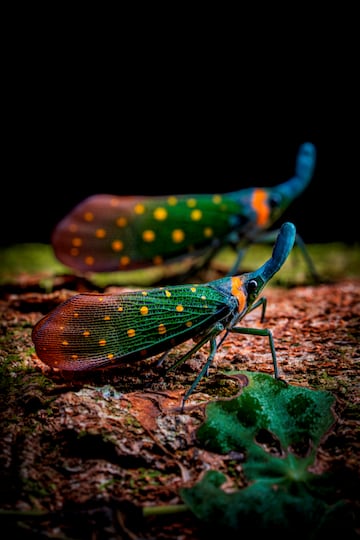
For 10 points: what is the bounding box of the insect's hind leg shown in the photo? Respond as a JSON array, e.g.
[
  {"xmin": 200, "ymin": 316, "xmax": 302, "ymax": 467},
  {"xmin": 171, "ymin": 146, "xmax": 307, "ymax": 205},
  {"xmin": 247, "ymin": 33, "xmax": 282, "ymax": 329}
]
[
  {"xmin": 226, "ymin": 246, "xmax": 249, "ymax": 277},
  {"xmin": 180, "ymin": 335, "xmax": 219, "ymax": 409},
  {"xmin": 293, "ymin": 233, "xmax": 320, "ymax": 282},
  {"xmin": 175, "ymin": 245, "xmax": 223, "ymax": 283}
]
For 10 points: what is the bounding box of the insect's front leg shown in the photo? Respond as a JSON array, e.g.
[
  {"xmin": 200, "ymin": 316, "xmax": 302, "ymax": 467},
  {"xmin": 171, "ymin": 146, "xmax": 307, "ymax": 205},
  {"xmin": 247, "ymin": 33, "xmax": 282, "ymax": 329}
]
[
  {"xmin": 247, "ymin": 297, "xmax": 267, "ymax": 323},
  {"xmin": 166, "ymin": 322, "xmax": 225, "ymax": 375},
  {"xmin": 181, "ymin": 334, "xmax": 219, "ymax": 409},
  {"xmin": 164, "ymin": 322, "xmax": 225, "ymax": 409}
]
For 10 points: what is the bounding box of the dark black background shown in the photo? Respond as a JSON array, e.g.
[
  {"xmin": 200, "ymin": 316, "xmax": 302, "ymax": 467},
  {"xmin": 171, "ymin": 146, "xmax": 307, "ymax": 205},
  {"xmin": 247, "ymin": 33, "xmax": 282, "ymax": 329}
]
[
  {"xmin": 2, "ymin": 34, "xmax": 357, "ymax": 249},
  {"xmin": 4, "ymin": 112, "xmax": 356, "ymax": 248}
]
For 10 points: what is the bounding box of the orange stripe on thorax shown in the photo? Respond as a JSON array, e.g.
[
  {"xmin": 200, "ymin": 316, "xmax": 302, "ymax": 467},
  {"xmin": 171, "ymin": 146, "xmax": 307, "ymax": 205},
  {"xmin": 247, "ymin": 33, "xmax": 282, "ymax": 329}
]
[
  {"xmin": 231, "ymin": 276, "xmax": 246, "ymax": 313},
  {"xmin": 251, "ymin": 188, "xmax": 270, "ymax": 227}
]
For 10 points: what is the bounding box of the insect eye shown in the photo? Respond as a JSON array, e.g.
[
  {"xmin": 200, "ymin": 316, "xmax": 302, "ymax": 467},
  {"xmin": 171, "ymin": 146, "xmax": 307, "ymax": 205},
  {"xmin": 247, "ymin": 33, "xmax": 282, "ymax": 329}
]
[
  {"xmin": 247, "ymin": 279, "xmax": 258, "ymax": 293},
  {"xmin": 269, "ymin": 193, "xmax": 282, "ymax": 208}
]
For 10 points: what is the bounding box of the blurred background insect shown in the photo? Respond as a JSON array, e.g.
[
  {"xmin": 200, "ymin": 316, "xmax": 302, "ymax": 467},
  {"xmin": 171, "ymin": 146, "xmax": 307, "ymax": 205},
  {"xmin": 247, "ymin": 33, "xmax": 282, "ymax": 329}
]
[
  {"xmin": 51, "ymin": 142, "xmax": 317, "ymax": 282},
  {"xmin": 33, "ymin": 222, "xmax": 297, "ymax": 408}
]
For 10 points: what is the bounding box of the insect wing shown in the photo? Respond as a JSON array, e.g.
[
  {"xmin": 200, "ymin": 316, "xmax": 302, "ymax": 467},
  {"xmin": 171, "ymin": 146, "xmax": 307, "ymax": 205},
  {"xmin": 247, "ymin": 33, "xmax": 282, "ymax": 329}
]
[
  {"xmin": 32, "ymin": 283, "xmax": 236, "ymax": 371},
  {"xmin": 51, "ymin": 193, "xmax": 249, "ymax": 272},
  {"xmin": 52, "ymin": 195, "xmax": 146, "ymax": 273}
]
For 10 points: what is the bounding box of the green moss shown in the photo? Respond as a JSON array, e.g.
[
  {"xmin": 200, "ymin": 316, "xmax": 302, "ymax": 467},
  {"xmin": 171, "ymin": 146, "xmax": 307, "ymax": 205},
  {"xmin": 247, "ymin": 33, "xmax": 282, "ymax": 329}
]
[{"xmin": 1, "ymin": 242, "xmax": 359, "ymax": 288}]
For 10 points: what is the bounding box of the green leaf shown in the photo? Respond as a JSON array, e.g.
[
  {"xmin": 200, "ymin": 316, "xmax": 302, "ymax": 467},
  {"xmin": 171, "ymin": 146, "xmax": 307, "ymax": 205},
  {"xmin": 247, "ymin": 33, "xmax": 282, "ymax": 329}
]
[
  {"xmin": 196, "ymin": 371, "xmax": 335, "ymax": 460},
  {"xmin": 181, "ymin": 470, "xmax": 353, "ymax": 536},
  {"xmin": 180, "ymin": 372, "xmax": 355, "ymax": 535}
]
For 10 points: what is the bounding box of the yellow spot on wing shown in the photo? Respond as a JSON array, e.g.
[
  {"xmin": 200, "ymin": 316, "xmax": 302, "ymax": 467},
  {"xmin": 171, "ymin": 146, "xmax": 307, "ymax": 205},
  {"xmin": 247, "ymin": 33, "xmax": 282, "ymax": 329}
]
[
  {"xmin": 119, "ymin": 256, "xmax": 130, "ymax": 266},
  {"xmin": 158, "ymin": 324, "xmax": 166, "ymax": 335},
  {"xmin": 134, "ymin": 204, "xmax": 145, "ymax": 215},
  {"xmin": 72, "ymin": 237, "xmax": 82, "ymax": 247},
  {"xmin": 172, "ymin": 229, "xmax": 185, "ymax": 243},
  {"xmin": 191, "ymin": 209, "xmax": 202, "ymax": 221},
  {"xmin": 95, "ymin": 228, "xmax": 106, "ymax": 238},
  {"xmin": 112, "ymin": 240, "xmax": 124, "ymax": 252},
  {"xmin": 84, "ymin": 212, "xmax": 94, "ymax": 222},
  {"xmin": 84, "ymin": 256, "xmax": 95, "ymax": 266},
  {"xmin": 116, "ymin": 217, "xmax": 127, "ymax": 227},
  {"xmin": 143, "ymin": 230, "xmax": 155, "ymax": 242},
  {"xmin": 127, "ymin": 329, "xmax": 136, "ymax": 337},
  {"xmin": 153, "ymin": 207, "xmax": 168, "ymax": 220}
]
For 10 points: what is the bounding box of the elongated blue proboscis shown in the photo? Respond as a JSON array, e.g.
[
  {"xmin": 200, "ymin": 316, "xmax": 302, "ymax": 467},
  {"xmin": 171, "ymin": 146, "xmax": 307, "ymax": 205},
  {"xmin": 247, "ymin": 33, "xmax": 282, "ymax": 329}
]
[
  {"xmin": 251, "ymin": 221, "xmax": 296, "ymax": 284},
  {"xmin": 273, "ymin": 142, "xmax": 316, "ymax": 202}
]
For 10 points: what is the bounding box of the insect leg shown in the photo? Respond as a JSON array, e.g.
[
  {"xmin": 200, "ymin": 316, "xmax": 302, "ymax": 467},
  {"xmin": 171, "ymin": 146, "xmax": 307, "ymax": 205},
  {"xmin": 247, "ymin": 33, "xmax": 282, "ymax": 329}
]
[
  {"xmin": 166, "ymin": 322, "xmax": 224, "ymax": 375},
  {"xmin": 181, "ymin": 335, "xmax": 219, "ymax": 409},
  {"xmin": 229, "ymin": 325, "xmax": 279, "ymax": 378},
  {"xmin": 226, "ymin": 246, "xmax": 249, "ymax": 277},
  {"xmin": 247, "ymin": 297, "xmax": 267, "ymax": 322},
  {"xmin": 214, "ymin": 298, "xmax": 268, "ymax": 359},
  {"xmin": 261, "ymin": 229, "xmax": 319, "ymax": 282},
  {"xmin": 156, "ymin": 351, "xmax": 170, "ymax": 367},
  {"xmin": 175, "ymin": 244, "xmax": 222, "ymax": 283},
  {"xmin": 163, "ymin": 323, "xmax": 224, "ymax": 408},
  {"xmin": 239, "ymin": 228, "xmax": 319, "ymax": 282},
  {"xmin": 294, "ymin": 233, "xmax": 320, "ymax": 282}
]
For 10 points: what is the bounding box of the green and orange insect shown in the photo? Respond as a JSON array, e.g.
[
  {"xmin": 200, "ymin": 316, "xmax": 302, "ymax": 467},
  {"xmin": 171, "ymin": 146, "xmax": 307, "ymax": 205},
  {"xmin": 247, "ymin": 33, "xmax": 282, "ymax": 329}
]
[
  {"xmin": 51, "ymin": 142, "xmax": 317, "ymax": 280},
  {"xmin": 33, "ymin": 222, "xmax": 296, "ymax": 407}
]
